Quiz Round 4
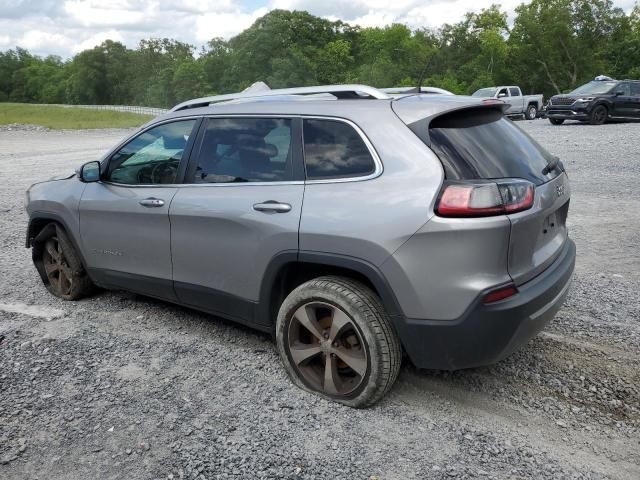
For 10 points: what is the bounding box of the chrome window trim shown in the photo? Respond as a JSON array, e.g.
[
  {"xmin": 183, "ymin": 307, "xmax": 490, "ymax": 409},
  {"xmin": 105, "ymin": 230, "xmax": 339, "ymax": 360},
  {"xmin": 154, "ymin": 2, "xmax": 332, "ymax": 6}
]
[
  {"xmin": 102, "ymin": 114, "xmax": 383, "ymax": 189},
  {"xmin": 301, "ymin": 115, "xmax": 383, "ymax": 184}
]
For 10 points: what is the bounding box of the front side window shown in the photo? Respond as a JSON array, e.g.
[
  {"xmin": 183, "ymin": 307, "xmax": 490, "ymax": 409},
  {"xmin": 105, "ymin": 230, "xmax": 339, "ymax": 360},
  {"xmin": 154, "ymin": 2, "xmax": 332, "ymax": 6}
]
[
  {"xmin": 616, "ymin": 82, "xmax": 631, "ymax": 96},
  {"xmin": 192, "ymin": 118, "xmax": 293, "ymax": 183},
  {"xmin": 106, "ymin": 120, "xmax": 196, "ymax": 185},
  {"xmin": 303, "ymin": 119, "xmax": 376, "ymax": 180}
]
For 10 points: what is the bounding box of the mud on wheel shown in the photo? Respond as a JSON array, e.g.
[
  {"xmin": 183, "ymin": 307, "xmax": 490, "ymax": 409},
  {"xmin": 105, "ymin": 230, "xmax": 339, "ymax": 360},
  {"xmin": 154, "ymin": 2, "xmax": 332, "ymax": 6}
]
[
  {"xmin": 32, "ymin": 223, "xmax": 95, "ymax": 300},
  {"xmin": 276, "ymin": 276, "xmax": 402, "ymax": 408}
]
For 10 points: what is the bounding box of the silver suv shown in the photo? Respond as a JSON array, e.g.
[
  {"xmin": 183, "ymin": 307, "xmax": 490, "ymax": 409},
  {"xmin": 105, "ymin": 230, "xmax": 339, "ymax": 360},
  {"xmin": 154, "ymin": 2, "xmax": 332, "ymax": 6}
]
[{"xmin": 25, "ymin": 85, "xmax": 575, "ymax": 407}]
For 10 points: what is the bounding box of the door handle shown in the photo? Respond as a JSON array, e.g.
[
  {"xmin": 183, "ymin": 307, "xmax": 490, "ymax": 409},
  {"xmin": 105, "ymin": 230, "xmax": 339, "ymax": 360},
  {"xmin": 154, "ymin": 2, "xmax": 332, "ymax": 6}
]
[
  {"xmin": 253, "ymin": 200, "xmax": 292, "ymax": 213},
  {"xmin": 139, "ymin": 198, "xmax": 165, "ymax": 208}
]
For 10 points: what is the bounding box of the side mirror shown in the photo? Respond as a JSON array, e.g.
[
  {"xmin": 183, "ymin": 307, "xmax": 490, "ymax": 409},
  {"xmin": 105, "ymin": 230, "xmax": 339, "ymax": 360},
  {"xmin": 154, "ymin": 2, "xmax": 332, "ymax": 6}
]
[
  {"xmin": 497, "ymin": 92, "xmax": 507, "ymax": 98},
  {"xmin": 615, "ymin": 90, "xmax": 624, "ymax": 96},
  {"xmin": 79, "ymin": 161, "xmax": 101, "ymax": 183}
]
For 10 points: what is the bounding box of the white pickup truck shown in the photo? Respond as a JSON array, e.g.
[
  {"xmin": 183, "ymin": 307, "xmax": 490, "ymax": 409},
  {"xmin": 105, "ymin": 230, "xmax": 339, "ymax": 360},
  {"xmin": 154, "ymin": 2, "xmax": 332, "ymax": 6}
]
[{"xmin": 472, "ymin": 86, "xmax": 544, "ymax": 120}]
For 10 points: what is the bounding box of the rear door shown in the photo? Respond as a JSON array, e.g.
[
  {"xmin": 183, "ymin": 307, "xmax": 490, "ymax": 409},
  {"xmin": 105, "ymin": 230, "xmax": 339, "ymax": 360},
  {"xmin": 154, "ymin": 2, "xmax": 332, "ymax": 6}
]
[
  {"xmin": 424, "ymin": 107, "xmax": 570, "ymax": 284},
  {"xmin": 169, "ymin": 116, "xmax": 304, "ymax": 326},
  {"xmin": 79, "ymin": 118, "xmax": 199, "ymax": 299}
]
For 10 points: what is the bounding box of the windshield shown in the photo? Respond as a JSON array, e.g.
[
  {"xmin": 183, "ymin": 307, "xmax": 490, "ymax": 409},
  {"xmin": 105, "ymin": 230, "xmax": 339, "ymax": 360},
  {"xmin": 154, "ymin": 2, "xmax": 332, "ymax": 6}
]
[
  {"xmin": 472, "ymin": 88, "xmax": 497, "ymax": 98},
  {"xmin": 570, "ymin": 81, "xmax": 617, "ymax": 95}
]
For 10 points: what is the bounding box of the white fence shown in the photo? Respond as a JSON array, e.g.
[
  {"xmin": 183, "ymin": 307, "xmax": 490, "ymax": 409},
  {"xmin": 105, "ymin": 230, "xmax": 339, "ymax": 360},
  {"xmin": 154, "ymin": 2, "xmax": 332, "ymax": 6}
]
[{"xmin": 30, "ymin": 103, "xmax": 168, "ymax": 116}]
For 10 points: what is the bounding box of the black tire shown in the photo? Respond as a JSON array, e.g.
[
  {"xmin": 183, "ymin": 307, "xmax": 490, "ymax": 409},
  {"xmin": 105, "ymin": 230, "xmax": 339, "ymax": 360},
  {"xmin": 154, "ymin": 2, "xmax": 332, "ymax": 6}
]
[
  {"xmin": 589, "ymin": 105, "xmax": 607, "ymax": 125},
  {"xmin": 526, "ymin": 104, "xmax": 538, "ymax": 120},
  {"xmin": 549, "ymin": 118, "xmax": 565, "ymax": 125},
  {"xmin": 275, "ymin": 276, "xmax": 402, "ymax": 408},
  {"xmin": 34, "ymin": 223, "xmax": 95, "ymax": 300}
]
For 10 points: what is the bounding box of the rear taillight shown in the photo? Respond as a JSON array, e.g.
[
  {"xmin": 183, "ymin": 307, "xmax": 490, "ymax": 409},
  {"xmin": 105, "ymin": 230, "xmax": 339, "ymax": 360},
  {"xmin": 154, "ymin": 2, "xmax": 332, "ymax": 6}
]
[{"xmin": 436, "ymin": 179, "xmax": 534, "ymax": 217}]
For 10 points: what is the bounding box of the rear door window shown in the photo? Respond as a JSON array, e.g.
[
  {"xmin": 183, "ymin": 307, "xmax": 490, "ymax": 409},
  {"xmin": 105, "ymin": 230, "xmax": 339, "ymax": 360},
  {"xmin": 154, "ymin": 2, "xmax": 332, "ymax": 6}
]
[
  {"xmin": 631, "ymin": 83, "xmax": 640, "ymax": 97},
  {"xmin": 509, "ymin": 87, "xmax": 520, "ymax": 96},
  {"xmin": 303, "ymin": 119, "xmax": 376, "ymax": 180},
  {"xmin": 191, "ymin": 118, "xmax": 294, "ymax": 183},
  {"xmin": 425, "ymin": 108, "xmax": 558, "ymax": 185}
]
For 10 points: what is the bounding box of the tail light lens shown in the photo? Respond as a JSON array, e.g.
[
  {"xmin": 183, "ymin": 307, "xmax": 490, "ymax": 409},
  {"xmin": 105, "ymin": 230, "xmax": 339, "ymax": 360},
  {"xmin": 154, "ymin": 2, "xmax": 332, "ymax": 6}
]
[
  {"xmin": 436, "ymin": 179, "xmax": 534, "ymax": 217},
  {"xmin": 483, "ymin": 285, "xmax": 518, "ymax": 304}
]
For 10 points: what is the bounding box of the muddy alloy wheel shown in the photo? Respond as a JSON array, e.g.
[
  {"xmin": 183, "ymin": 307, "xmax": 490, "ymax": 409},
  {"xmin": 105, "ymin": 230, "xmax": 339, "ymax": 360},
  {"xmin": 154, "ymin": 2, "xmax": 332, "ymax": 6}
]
[
  {"xmin": 276, "ymin": 276, "xmax": 402, "ymax": 407},
  {"xmin": 42, "ymin": 236, "xmax": 75, "ymax": 297},
  {"xmin": 287, "ymin": 301, "xmax": 368, "ymax": 396}
]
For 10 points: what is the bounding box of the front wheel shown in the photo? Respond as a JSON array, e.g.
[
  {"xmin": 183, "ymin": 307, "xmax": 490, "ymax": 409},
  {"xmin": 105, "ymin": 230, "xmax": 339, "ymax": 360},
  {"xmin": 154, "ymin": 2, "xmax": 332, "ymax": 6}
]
[
  {"xmin": 35, "ymin": 223, "xmax": 95, "ymax": 300},
  {"xmin": 549, "ymin": 118, "xmax": 565, "ymax": 125},
  {"xmin": 276, "ymin": 276, "xmax": 402, "ymax": 408},
  {"xmin": 526, "ymin": 104, "xmax": 538, "ymax": 120},
  {"xmin": 589, "ymin": 105, "xmax": 607, "ymax": 125}
]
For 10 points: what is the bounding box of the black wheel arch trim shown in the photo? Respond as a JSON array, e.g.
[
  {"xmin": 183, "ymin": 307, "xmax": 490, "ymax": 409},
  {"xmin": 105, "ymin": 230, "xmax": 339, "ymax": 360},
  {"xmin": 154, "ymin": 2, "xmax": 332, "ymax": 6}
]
[
  {"xmin": 27, "ymin": 211, "xmax": 93, "ymax": 285},
  {"xmin": 259, "ymin": 250, "xmax": 406, "ymax": 326}
]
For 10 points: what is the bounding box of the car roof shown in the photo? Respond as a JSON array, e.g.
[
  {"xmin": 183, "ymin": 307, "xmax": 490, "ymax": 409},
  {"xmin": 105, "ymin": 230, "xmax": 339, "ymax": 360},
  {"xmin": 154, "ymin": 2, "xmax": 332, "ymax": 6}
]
[{"xmin": 157, "ymin": 94, "xmax": 487, "ymax": 127}]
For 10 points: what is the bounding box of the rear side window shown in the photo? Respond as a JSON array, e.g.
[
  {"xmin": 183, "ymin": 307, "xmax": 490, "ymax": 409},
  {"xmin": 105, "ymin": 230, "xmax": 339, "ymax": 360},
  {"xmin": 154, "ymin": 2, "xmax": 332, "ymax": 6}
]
[
  {"xmin": 425, "ymin": 108, "xmax": 557, "ymax": 185},
  {"xmin": 303, "ymin": 119, "xmax": 376, "ymax": 180},
  {"xmin": 509, "ymin": 87, "xmax": 520, "ymax": 96},
  {"xmin": 192, "ymin": 118, "xmax": 293, "ymax": 183},
  {"xmin": 632, "ymin": 83, "xmax": 640, "ymax": 97}
]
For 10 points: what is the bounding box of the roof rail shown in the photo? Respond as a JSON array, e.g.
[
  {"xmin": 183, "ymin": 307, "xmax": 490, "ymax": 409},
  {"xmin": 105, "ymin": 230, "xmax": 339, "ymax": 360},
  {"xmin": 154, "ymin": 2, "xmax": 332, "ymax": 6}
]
[{"xmin": 170, "ymin": 84, "xmax": 390, "ymax": 112}]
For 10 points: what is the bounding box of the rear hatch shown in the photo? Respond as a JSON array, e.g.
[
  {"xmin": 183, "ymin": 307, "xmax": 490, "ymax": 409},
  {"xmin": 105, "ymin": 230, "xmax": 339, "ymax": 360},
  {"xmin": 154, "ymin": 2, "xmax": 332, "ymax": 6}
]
[{"xmin": 395, "ymin": 101, "xmax": 570, "ymax": 285}]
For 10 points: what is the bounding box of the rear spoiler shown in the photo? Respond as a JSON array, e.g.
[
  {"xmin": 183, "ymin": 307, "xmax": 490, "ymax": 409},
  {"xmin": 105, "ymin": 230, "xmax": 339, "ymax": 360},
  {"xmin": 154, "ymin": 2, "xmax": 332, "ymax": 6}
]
[{"xmin": 391, "ymin": 97, "xmax": 509, "ymax": 146}]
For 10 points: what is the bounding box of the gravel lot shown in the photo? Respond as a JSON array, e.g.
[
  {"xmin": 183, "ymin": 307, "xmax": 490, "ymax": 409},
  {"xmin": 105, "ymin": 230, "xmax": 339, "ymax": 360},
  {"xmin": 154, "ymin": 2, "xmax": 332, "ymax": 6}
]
[{"xmin": 1, "ymin": 120, "xmax": 639, "ymax": 480}]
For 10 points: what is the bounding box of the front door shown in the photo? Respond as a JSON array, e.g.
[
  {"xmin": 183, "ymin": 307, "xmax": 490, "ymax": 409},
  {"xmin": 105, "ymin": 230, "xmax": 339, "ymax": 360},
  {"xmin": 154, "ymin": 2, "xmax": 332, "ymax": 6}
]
[
  {"xmin": 170, "ymin": 116, "xmax": 305, "ymax": 325},
  {"xmin": 612, "ymin": 82, "xmax": 633, "ymax": 117},
  {"xmin": 79, "ymin": 118, "xmax": 200, "ymax": 299}
]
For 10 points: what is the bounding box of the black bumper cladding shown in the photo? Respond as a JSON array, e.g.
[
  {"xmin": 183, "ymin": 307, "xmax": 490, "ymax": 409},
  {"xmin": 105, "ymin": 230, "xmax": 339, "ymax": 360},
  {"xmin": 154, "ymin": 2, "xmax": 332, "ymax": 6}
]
[{"xmin": 396, "ymin": 239, "xmax": 576, "ymax": 370}]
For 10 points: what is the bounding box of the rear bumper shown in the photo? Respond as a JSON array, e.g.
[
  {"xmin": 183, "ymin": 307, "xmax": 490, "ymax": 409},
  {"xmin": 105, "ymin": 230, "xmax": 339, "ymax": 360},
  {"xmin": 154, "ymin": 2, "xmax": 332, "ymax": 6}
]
[{"xmin": 395, "ymin": 238, "xmax": 575, "ymax": 370}]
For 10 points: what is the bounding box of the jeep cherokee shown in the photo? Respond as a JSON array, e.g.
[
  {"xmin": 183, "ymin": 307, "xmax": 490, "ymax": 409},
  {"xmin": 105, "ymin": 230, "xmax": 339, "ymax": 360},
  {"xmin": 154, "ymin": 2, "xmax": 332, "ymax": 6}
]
[{"xmin": 25, "ymin": 85, "xmax": 575, "ymax": 407}]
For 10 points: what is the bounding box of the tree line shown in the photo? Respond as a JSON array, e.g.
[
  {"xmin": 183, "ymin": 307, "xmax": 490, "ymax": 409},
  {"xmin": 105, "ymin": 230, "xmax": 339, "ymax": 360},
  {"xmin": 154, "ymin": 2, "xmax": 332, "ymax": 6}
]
[{"xmin": 1, "ymin": 0, "xmax": 639, "ymax": 108}]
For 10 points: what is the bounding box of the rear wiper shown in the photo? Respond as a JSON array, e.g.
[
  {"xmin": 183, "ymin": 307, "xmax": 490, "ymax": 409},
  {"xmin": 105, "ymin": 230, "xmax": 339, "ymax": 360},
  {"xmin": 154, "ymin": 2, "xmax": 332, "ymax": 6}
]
[{"xmin": 542, "ymin": 156, "xmax": 563, "ymax": 175}]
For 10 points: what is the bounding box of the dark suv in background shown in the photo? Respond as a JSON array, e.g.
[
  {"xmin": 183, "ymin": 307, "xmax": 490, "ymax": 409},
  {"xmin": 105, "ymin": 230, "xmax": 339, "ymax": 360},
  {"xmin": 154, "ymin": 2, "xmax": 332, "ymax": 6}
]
[{"xmin": 547, "ymin": 77, "xmax": 640, "ymax": 125}]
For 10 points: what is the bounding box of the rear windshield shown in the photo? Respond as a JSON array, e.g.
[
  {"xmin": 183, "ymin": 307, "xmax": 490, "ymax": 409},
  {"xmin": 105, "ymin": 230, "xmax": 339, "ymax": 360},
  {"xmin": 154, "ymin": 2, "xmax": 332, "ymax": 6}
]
[{"xmin": 424, "ymin": 108, "xmax": 557, "ymax": 185}]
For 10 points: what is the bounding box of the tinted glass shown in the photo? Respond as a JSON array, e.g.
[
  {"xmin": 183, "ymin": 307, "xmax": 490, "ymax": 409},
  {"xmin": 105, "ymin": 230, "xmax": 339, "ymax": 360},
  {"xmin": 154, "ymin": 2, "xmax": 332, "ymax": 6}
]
[
  {"xmin": 632, "ymin": 83, "xmax": 640, "ymax": 97},
  {"xmin": 107, "ymin": 120, "xmax": 196, "ymax": 184},
  {"xmin": 303, "ymin": 119, "xmax": 375, "ymax": 180},
  {"xmin": 472, "ymin": 88, "xmax": 497, "ymax": 97},
  {"xmin": 509, "ymin": 87, "xmax": 520, "ymax": 96},
  {"xmin": 193, "ymin": 118, "xmax": 293, "ymax": 183},
  {"xmin": 616, "ymin": 82, "xmax": 631, "ymax": 96},
  {"xmin": 426, "ymin": 109, "xmax": 558, "ymax": 185}
]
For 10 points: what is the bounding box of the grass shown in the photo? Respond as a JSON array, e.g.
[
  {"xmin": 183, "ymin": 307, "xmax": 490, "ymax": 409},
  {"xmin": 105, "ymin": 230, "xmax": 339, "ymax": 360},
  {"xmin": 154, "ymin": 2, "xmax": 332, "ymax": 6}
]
[{"xmin": 0, "ymin": 103, "xmax": 154, "ymax": 129}]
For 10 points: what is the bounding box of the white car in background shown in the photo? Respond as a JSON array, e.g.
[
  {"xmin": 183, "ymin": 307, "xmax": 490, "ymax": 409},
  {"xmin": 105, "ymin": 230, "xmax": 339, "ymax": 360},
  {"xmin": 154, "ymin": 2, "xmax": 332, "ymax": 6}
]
[{"xmin": 473, "ymin": 86, "xmax": 544, "ymax": 120}]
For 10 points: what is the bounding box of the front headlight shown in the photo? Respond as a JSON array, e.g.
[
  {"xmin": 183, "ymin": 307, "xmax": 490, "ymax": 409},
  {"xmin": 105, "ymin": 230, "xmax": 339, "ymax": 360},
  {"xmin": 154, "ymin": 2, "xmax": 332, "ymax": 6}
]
[{"xmin": 577, "ymin": 97, "xmax": 595, "ymax": 102}]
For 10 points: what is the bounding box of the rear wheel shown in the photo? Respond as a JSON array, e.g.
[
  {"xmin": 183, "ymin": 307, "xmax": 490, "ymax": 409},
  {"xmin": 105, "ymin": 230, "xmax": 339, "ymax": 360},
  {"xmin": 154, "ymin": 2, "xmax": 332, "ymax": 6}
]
[
  {"xmin": 276, "ymin": 276, "xmax": 402, "ymax": 408},
  {"xmin": 589, "ymin": 105, "xmax": 607, "ymax": 125},
  {"xmin": 526, "ymin": 104, "xmax": 538, "ymax": 120},
  {"xmin": 37, "ymin": 224, "xmax": 94, "ymax": 300},
  {"xmin": 549, "ymin": 118, "xmax": 565, "ymax": 125}
]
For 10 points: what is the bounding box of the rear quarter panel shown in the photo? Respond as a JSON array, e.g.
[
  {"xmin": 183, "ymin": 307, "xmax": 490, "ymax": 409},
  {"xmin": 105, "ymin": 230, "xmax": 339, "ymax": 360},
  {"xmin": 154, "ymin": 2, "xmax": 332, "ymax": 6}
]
[{"xmin": 298, "ymin": 107, "xmax": 443, "ymax": 266}]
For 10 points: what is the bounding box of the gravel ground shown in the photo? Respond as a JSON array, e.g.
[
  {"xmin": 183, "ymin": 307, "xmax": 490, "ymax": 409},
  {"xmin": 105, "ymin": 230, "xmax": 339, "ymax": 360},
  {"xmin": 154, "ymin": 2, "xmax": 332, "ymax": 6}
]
[{"xmin": 1, "ymin": 120, "xmax": 639, "ymax": 480}]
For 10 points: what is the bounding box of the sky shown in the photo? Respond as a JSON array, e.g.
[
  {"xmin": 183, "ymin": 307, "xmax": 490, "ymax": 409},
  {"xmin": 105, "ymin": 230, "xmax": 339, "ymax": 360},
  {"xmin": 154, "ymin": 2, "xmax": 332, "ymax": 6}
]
[{"xmin": 0, "ymin": 0, "xmax": 637, "ymax": 58}]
